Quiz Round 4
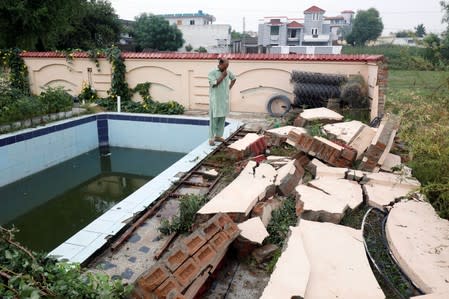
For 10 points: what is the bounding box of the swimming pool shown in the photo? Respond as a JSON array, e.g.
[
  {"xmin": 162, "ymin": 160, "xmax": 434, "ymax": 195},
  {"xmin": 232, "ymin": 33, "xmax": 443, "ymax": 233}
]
[{"xmin": 0, "ymin": 112, "xmax": 241, "ymax": 263}]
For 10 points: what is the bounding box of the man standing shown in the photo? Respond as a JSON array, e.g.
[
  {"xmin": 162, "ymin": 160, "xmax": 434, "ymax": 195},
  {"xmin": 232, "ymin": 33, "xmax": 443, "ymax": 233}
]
[{"xmin": 208, "ymin": 58, "xmax": 236, "ymax": 146}]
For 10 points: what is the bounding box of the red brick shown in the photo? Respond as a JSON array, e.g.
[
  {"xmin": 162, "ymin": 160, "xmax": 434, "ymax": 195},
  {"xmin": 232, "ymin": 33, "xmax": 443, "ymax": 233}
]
[
  {"xmin": 182, "ymin": 270, "xmax": 210, "ymax": 299},
  {"xmin": 155, "ymin": 276, "xmax": 182, "ymax": 298},
  {"xmin": 173, "ymin": 258, "xmax": 201, "ymax": 288},
  {"xmin": 167, "ymin": 289, "xmax": 186, "ymax": 299},
  {"xmin": 341, "ymin": 147, "xmax": 357, "ymax": 161},
  {"xmin": 138, "ymin": 264, "xmax": 170, "ymax": 292},
  {"xmin": 209, "ymin": 231, "xmax": 231, "ymax": 251},
  {"xmin": 166, "ymin": 246, "xmax": 189, "ymax": 273},
  {"xmin": 202, "ymin": 219, "xmax": 221, "ymax": 240},
  {"xmin": 223, "ymin": 222, "xmax": 240, "ymax": 240},
  {"xmin": 182, "ymin": 231, "xmax": 207, "ymax": 256},
  {"xmin": 193, "ymin": 244, "xmax": 216, "ymax": 266},
  {"xmin": 216, "ymin": 213, "xmax": 233, "ymax": 228}
]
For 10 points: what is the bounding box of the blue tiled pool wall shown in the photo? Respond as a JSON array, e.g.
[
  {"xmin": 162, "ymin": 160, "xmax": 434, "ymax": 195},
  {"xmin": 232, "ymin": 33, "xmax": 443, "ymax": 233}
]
[{"xmin": 0, "ymin": 113, "xmax": 213, "ymax": 187}]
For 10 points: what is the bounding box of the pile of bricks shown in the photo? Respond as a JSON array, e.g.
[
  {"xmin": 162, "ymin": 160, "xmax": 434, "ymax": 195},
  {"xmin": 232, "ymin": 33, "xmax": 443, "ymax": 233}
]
[
  {"xmin": 287, "ymin": 129, "xmax": 357, "ymax": 168},
  {"xmin": 132, "ymin": 213, "xmax": 240, "ymax": 299}
]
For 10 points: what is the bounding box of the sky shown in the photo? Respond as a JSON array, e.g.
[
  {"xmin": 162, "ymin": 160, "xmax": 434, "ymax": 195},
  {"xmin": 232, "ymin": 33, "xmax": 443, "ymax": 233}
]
[{"xmin": 109, "ymin": 0, "xmax": 447, "ymax": 35}]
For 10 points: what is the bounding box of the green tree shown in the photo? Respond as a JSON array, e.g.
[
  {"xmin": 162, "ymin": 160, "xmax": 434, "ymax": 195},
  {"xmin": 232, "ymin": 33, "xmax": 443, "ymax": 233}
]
[
  {"xmin": 0, "ymin": 0, "xmax": 79, "ymax": 50},
  {"xmin": 54, "ymin": 0, "xmax": 121, "ymax": 50},
  {"xmin": 415, "ymin": 24, "xmax": 426, "ymax": 37},
  {"xmin": 395, "ymin": 30, "xmax": 414, "ymax": 38},
  {"xmin": 231, "ymin": 30, "xmax": 251, "ymax": 40},
  {"xmin": 133, "ymin": 13, "xmax": 184, "ymax": 51},
  {"xmin": 0, "ymin": 1, "xmax": 121, "ymax": 50},
  {"xmin": 346, "ymin": 8, "xmax": 384, "ymax": 46}
]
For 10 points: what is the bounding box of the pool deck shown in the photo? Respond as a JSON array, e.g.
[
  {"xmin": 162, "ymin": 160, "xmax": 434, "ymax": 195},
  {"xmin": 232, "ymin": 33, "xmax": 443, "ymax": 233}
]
[{"xmin": 48, "ymin": 113, "xmax": 248, "ymax": 263}]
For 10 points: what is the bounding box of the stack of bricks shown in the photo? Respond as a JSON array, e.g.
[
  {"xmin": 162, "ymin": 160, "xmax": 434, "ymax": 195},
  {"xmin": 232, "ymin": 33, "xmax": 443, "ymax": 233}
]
[
  {"xmin": 133, "ymin": 213, "xmax": 240, "ymax": 299},
  {"xmin": 359, "ymin": 114, "xmax": 400, "ymax": 172},
  {"xmin": 287, "ymin": 130, "xmax": 357, "ymax": 168}
]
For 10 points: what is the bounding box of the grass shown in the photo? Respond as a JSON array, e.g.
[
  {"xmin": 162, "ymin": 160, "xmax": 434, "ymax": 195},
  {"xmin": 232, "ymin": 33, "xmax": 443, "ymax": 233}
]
[{"xmin": 386, "ymin": 70, "xmax": 449, "ymax": 218}]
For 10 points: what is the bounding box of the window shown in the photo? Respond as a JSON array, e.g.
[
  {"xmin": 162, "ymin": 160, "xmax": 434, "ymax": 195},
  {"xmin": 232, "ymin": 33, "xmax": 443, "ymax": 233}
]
[
  {"xmin": 312, "ymin": 28, "xmax": 318, "ymax": 36},
  {"xmin": 270, "ymin": 26, "xmax": 279, "ymax": 35},
  {"xmin": 312, "ymin": 13, "xmax": 318, "ymax": 21},
  {"xmin": 176, "ymin": 20, "xmax": 182, "ymax": 25},
  {"xmin": 289, "ymin": 30, "xmax": 297, "ymax": 38},
  {"xmin": 190, "ymin": 20, "xmax": 195, "ymax": 25}
]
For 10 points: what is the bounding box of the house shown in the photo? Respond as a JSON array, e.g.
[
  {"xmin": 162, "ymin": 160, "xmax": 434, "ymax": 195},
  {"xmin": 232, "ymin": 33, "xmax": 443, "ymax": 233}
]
[
  {"xmin": 159, "ymin": 10, "xmax": 231, "ymax": 53},
  {"xmin": 257, "ymin": 6, "xmax": 354, "ymax": 54}
]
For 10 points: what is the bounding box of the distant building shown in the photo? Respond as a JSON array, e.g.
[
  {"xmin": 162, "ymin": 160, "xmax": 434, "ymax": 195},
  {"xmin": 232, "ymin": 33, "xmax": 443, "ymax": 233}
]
[
  {"xmin": 257, "ymin": 6, "xmax": 354, "ymax": 54},
  {"xmin": 159, "ymin": 10, "xmax": 231, "ymax": 53},
  {"xmin": 231, "ymin": 36, "xmax": 258, "ymax": 53}
]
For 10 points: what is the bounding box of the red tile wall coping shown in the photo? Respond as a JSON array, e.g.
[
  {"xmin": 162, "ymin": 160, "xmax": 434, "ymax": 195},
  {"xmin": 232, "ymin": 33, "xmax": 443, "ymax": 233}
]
[{"xmin": 20, "ymin": 51, "xmax": 385, "ymax": 63}]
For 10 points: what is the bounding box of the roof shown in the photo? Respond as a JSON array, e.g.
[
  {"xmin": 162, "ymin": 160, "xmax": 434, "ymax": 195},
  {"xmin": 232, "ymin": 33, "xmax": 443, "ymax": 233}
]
[
  {"xmin": 158, "ymin": 10, "xmax": 215, "ymax": 21},
  {"xmin": 288, "ymin": 21, "xmax": 304, "ymax": 28},
  {"xmin": 20, "ymin": 51, "xmax": 385, "ymax": 63},
  {"xmin": 304, "ymin": 6, "xmax": 325, "ymax": 14},
  {"xmin": 341, "ymin": 10, "xmax": 355, "ymax": 14},
  {"xmin": 268, "ymin": 19, "xmax": 283, "ymax": 25}
]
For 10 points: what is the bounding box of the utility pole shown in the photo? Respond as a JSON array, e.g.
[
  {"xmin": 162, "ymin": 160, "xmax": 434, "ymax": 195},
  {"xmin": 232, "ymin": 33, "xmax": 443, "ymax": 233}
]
[{"xmin": 242, "ymin": 17, "xmax": 246, "ymax": 53}]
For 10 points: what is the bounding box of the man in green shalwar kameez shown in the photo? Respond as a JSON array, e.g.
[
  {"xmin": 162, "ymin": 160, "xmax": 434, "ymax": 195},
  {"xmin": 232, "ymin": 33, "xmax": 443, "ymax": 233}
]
[{"xmin": 208, "ymin": 58, "xmax": 236, "ymax": 146}]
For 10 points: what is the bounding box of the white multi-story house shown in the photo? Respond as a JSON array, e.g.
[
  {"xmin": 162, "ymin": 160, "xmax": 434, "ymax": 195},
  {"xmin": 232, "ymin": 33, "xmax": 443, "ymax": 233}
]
[
  {"xmin": 160, "ymin": 10, "xmax": 231, "ymax": 53},
  {"xmin": 258, "ymin": 6, "xmax": 354, "ymax": 54}
]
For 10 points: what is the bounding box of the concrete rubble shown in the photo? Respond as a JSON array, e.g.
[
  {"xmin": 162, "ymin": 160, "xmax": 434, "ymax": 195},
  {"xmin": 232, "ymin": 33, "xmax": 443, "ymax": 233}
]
[
  {"xmin": 294, "ymin": 107, "xmax": 344, "ymax": 127},
  {"xmin": 299, "ymin": 220, "xmax": 385, "ymax": 299},
  {"xmin": 197, "ymin": 161, "xmax": 276, "ymax": 217},
  {"xmin": 386, "ymin": 200, "xmax": 449, "ymax": 295},
  {"xmin": 360, "ymin": 114, "xmax": 401, "ymax": 171},
  {"xmin": 260, "ymin": 226, "xmax": 310, "ymax": 299},
  {"xmin": 250, "ymin": 197, "xmax": 282, "ymax": 227},
  {"xmin": 228, "ymin": 133, "xmax": 267, "ymax": 159},
  {"xmin": 294, "ymin": 184, "xmax": 348, "ymax": 223},
  {"xmin": 323, "ymin": 120, "xmax": 366, "ymax": 144},
  {"xmin": 237, "ymin": 217, "xmax": 269, "ymax": 244},
  {"xmin": 265, "ymin": 126, "xmax": 307, "ymax": 146},
  {"xmin": 275, "ymin": 159, "xmax": 304, "ymax": 196},
  {"xmin": 308, "ymin": 177, "xmax": 363, "ymax": 210},
  {"xmin": 380, "ymin": 153, "xmax": 402, "ymax": 172}
]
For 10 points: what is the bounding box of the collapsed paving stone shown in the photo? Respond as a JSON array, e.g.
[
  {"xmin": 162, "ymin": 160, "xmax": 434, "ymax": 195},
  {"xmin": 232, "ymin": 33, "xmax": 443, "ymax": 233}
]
[
  {"xmin": 294, "ymin": 107, "xmax": 344, "ymax": 127},
  {"xmin": 294, "ymin": 185, "xmax": 348, "ymax": 224},
  {"xmin": 275, "ymin": 159, "xmax": 304, "ymax": 196},
  {"xmin": 349, "ymin": 125, "xmax": 378, "ymax": 159},
  {"xmin": 363, "ymin": 172, "xmax": 421, "ymax": 210},
  {"xmin": 360, "ymin": 114, "xmax": 400, "ymax": 171},
  {"xmin": 380, "ymin": 153, "xmax": 402, "ymax": 172},
  {"xmin": 308, "ymin": 177, "xmax": 363, "ymax": 210},
  {"xmin": 323, "ymin": 120, "xmax": 366, "ymax": 144},
  {"xmin": 237, "ymin": 217, "xmax": 269, "ymax": 244},
  {"xmin": 132, "ymin": 213, "xmax": 240, "ymax": 299},
  {"xmin": 228, "ymin": 133, "xmax": 267, "ymax": 159},
  {"xmin": 260, "ymin": 226, "xmax": 310, "ymax": 299},
  {"xmin": 386, "ymin": 200, "xmax": 449, "ymax": 294},
  {"xmin": 299, "ymin": 220, "xmax": 385, "ymax": 299},
  {"xmin": 306, "ymin": 158, "xmax": 348, "ymax": 179},
  {"xmin": 265, "ymin": 126, "xmax": 307, "ymax": 146},
  {"xmin": 410, "ymin": 293, "xmax": 449, "ymax": 299},
  {"xmin": 197, "ymin": 161, "xmax": 276, "ymax": 217}
]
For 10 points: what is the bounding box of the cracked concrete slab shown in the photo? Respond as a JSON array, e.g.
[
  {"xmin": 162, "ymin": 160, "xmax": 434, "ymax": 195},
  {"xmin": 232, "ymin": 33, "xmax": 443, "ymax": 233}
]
[
  {"xmin": 300, "ymin": 220, "xmax": 385, "ymax": 299},
  {"xmin": 260, "ymin": 226, "xmax": 310, "ymax": 299},
  {"xmin": 323, "ymin": 120, "xmax": 366, "ymax": 144},
  {"xmin": 308, "ymin": 177, "xmax": 363, "ymax": 210},
  {"xmin": 237, "ymin": 217, "xmax": 269, "ymax": 244},
  {"xmin": 295, "ymin": 184, "xmax": 348, "ymax": 223},
  {"xmin": 197, "ymin": 161, "xmax": 276, "ymax": 216},
  {"xmin": 386, "ymin": 200, "xmax": 449, "ymax": 294}
]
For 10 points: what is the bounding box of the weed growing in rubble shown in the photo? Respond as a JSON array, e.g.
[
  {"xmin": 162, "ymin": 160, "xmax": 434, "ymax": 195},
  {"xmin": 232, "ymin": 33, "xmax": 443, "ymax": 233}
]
[
  {"xmin": 266, "ymin": 196, "xmax": 297, "ymax": 247},
  {"xmin": 267, "ymin": 144, "xmax": 297, "ymax": 157},
  {"xmin": 159, "ymin": 194, "xmax": 207, "ymax": 235}
]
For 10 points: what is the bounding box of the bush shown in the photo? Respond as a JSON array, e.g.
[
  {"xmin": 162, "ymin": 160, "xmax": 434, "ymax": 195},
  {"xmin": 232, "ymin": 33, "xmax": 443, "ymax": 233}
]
[
  {"xmin": 0, "ymin": 226, "xmax": 131, "ymax": 298},
  {"xmin": 266, "ymin": 197, "xmax": 297, "ymax": 246},
  {"xmin": 39, "ymin": 86, "xmax": 73, "ymax": 113},
  {"xmin": 78, "ymin": 81, "xmax": 98, "ymax": 103}
]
